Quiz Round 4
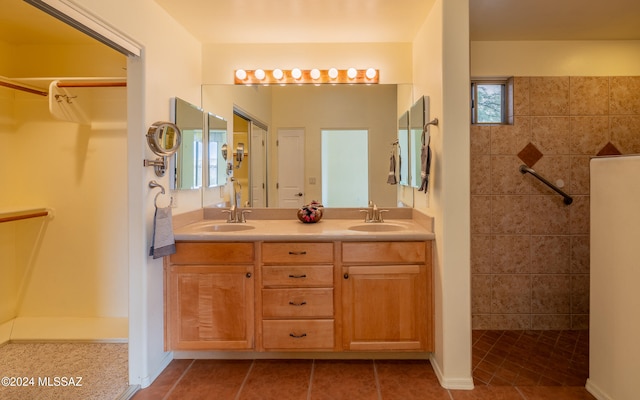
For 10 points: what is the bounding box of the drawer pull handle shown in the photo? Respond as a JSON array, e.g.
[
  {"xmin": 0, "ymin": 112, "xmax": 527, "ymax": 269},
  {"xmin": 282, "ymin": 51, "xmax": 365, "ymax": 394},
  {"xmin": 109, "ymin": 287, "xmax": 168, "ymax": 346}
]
[
  {"xmin": 289, "ymin": 333, "xmax": 307, "ymax": 339},
  {"xmin": 288, "ymin": 251, "xmax": 307, "ymax": 255},
  {"xmin": 288, "ymin": 301, "xmax": 307, "ymax": 306},
  {"xmin": 288, "ymin": 274, "xmax": 307, "ymax": 279}
]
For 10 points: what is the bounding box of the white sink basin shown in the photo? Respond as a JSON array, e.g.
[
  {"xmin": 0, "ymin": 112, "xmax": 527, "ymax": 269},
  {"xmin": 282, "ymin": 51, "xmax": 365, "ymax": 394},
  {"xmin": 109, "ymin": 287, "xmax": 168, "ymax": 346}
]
[
  {"xmin": 347, "ymin": 223, "xmax": 406, "ymax": 232},
  {"xmin": 195, "ymin": 224, "xmax": 255, "ymax": 233}
]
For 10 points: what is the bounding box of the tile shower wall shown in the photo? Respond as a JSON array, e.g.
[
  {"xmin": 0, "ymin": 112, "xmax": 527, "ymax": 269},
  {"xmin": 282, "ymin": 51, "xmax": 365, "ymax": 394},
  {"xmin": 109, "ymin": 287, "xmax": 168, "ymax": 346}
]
[{"xmin": 471, "ymin": 76, "xmax": 640, "ymax": 330}]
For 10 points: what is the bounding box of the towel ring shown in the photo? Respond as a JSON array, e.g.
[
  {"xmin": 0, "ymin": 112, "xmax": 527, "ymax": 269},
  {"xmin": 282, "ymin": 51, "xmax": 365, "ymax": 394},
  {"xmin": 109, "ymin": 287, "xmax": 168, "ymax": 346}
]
[{"xmin": 149, "ymin": 180, "xmax": 171, "ymax": 208}]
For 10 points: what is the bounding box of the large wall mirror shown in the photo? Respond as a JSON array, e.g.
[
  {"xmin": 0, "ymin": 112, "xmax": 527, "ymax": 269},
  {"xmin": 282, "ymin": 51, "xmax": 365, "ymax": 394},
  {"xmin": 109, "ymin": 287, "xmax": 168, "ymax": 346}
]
[
  {"xmin": 201, "ymin": 84, "xmax": 414, "ymax": 209},
  {"xmin": 171, "ymin": 97, "xmax": 204, "ymax": 190}
]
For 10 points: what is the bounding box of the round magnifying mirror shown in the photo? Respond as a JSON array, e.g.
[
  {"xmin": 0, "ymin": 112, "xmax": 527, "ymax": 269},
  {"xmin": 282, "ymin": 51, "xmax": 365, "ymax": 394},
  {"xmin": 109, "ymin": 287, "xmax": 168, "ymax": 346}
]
[{"xmin": 146, "ymin": 121, "xmax": 182, "ymax": 156}]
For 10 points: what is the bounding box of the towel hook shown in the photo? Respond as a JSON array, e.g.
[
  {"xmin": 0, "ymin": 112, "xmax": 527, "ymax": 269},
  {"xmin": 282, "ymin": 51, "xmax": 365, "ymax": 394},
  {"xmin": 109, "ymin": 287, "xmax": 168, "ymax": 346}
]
[{"xmin": 149, "ymin": 180, "xmax": 171, "ymax": 208}]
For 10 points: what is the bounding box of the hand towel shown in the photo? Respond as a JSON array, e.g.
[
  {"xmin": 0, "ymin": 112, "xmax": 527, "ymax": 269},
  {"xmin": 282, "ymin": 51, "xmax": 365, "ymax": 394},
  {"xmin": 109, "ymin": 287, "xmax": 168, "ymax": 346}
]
[
  {"xmin": 387, "ymin": 153, "xmax": 397, "ymax": 185},
  {"xmin": 419, "ymin": 136, "xmax": 432, "ymax": 193},
  {"xmin": 149, "ymin": 206, "xmax": 176, "ymax": 259}
]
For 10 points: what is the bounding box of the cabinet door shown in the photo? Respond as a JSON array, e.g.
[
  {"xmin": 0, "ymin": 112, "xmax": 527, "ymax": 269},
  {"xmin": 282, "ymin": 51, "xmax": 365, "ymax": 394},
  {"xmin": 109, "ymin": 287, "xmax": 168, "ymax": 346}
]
[
  {"xmin": 342, "ymin": 265, "xmax": 430, "ymax": 351},
  {"xmin": 167, "ymin": 265, "xmax": 254, "ymax": 350}
]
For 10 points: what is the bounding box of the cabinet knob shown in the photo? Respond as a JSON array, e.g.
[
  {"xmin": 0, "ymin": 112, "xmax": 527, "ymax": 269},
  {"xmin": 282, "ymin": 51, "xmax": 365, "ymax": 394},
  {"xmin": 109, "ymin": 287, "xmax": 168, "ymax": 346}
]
[
  {"xmin": 246, "ymin": 272, "xmax": 252, "ymax": 278},
  {"xmin": 344, "ymin": 273, "xmax": 349, "ymax": 279}
]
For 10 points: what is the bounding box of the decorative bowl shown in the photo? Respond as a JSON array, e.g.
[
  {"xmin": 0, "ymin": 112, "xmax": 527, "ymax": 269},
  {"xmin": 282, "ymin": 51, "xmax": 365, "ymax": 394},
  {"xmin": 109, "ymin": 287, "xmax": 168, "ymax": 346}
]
[{"xmin": 297, "ymin": 201, "xmax": 323, "ymax": 223}]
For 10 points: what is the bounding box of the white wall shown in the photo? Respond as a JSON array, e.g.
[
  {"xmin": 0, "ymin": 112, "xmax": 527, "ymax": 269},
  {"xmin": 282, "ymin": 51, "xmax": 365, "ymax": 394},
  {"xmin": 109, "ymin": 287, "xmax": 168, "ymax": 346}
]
[
  {"xmin": 471, "ymin": 40, "xmax": 640, "ymax": 76},
  {"xmin": 73, "ymin": 0, "xmax": 202, "ymax": 387},
  {"xmin": 413, "ymin": 0, "xmax": 473, "ymax": 389}
]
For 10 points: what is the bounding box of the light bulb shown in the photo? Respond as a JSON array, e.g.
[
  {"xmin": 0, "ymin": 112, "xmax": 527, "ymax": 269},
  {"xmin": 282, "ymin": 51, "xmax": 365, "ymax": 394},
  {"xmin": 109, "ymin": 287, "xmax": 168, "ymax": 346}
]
[
  {"xmin": 254, "ymin": 69, "xmax": 265, "ymax": 80},
  {"xmin": 347, "ymin": 68, "xmax": 358, "ymax": 79},
  {"xmin": 235, "ymin": 69, "xmax": 247, "ymax": 80},
  {"xmin": 273, "ymin": 69, "xmax": 284, "ymax": 80},
  {"xmin": 328, "ymin": 68, "xmax": 339, "ymax": 79},
  {"xmin": 291, "ymin": 68, "xmax": 302, "ymax": 80},
  {"xmin": 310, "ymin": 69, "xmax": 321, "ymax": 80},
  {"xmin": 366, "ymin": 68, "xmax": 377, "ymax": 79}
]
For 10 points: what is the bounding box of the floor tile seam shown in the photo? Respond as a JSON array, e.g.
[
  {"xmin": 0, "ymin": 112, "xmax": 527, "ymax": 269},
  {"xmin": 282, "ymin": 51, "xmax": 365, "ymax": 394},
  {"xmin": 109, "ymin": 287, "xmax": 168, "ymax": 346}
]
[
  {"xmin": 307, "ymin": 359, "xmax": 315, "ymax": 400},
  {"xmin": 234, "ymin": 359, "xmax": 255, "ymax": 400},
  {"xmin": 513, "ymin": 386, "xmax": 528, "ymax": 399},
  {"xmin": 372, "ymin": 360, "xmax": 382, "ymax": 400},
  {"xmin": 162, "ymin": 359, "xmax": 196, "ymax": 400}
]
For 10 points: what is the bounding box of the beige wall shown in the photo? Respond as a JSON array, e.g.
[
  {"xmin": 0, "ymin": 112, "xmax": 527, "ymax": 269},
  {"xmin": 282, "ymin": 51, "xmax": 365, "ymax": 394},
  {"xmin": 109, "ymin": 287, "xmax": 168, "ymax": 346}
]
[
  {"xmin": 471, "ymin": 40, "xmax": 640, "ymax": 77},
  {"xmin": 412, "ymin": 0, "xmax": 473, "ymax": 389}
]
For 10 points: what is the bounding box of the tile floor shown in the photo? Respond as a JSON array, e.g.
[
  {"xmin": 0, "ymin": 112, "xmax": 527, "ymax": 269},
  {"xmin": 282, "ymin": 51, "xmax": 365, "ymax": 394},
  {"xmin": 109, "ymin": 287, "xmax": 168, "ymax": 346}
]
[{"xmin": 132, "ymin": 330, "xmax": 595, "ymax": 400}]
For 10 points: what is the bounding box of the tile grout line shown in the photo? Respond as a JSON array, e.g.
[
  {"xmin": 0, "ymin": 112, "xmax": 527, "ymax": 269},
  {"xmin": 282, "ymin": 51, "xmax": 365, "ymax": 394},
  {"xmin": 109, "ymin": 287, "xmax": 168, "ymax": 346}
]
[
  {"xmin": 234, "ymin": 359, "xmax": 255, "ymax": 400},
  {"xmin": 372, "ymin": 360, "xmax": 382, "ymax": 400},
  {"xmin": 307, "ymin": 359, "xmax": 315, "ymax": 400},
  {"xmin": 162, "ymin": 359, "xmax": 196, "ymax": 400}
]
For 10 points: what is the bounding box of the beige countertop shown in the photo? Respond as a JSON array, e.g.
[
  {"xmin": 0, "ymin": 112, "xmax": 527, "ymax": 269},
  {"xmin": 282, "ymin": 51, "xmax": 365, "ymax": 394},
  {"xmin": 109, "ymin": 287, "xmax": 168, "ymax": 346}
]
[{"xmin": 173, "ymin": 208, "xmax": 435, "ymax": 242}]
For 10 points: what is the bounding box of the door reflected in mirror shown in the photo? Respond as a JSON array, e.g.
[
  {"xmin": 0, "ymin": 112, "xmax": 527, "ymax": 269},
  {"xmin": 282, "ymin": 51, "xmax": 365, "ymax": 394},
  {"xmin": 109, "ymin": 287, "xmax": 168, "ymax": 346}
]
[
  {"xmin": 207, "ymin": 113, "xmax": 227, "ymax": 188},
  {"xmin": 172, "ymin": 97, "xmax": 204, "ymax": 190}
]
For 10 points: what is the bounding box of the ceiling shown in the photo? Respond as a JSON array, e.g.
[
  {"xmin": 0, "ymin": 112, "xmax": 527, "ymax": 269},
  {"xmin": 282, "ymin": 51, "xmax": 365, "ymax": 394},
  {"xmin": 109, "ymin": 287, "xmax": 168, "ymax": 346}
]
[{"xmin": 2, "ymin": 0, "xmax": 640, "ymax": 47}]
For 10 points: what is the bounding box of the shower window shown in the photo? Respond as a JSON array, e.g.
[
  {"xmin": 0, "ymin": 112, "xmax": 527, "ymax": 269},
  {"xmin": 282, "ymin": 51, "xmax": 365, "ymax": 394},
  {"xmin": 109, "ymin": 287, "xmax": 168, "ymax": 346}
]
[{"xmin": 471, "ymin": 77, "xmax": 513, "ymax": 125}]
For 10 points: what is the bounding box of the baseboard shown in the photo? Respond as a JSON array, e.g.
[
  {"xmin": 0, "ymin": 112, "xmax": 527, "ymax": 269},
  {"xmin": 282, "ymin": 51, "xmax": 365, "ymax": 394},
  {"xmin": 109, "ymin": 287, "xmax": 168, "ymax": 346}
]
[
  {"xmin": 0, "ymin": 319, "xmax": 14, "ymax": 345},
  {"xmin": 585, "ymin": 378, "xmax": 613, "ymax": 400},
  {"xmin": 116, "ymin": 385, "xmax": 140, "ymax": 400},
  {"xmin": 140, "ymin": 351, "xmax": 173, "ymax": 389},
  {"xmin": 8, "ymin": 317, "xmax": 128, "ymax": 342},
  {"xmin": 429, "ymin": 354, "xmax": 475, "ymax": 390}
]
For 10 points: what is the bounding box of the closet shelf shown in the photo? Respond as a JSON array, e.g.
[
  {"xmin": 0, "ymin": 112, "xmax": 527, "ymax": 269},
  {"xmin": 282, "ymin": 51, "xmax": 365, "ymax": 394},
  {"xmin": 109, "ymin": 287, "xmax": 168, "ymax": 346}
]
[{"xmin": 0, "ymin": 208, "xmax": 51, "ymax": 224}]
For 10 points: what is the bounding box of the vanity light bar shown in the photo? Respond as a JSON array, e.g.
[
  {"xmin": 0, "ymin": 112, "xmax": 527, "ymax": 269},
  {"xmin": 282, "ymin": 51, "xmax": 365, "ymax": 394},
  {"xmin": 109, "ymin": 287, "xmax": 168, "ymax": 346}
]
[{"xmin": 234, "ymin": 68, "xmax": 379, "ymax": 85}]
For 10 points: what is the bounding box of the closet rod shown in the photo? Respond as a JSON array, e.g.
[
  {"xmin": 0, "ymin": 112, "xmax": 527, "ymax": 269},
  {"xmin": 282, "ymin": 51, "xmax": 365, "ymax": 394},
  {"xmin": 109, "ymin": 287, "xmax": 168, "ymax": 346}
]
[
  {"xmin": 0, "ymin": 209, "xmax": 49, "ymax": 224},
  {"xmin": 56, "ymin": 81, "xmax": 126, "ymax": 88},
  {"xmin": 0, "ymin": 78, "xmax": 48, "ymax": 97}
]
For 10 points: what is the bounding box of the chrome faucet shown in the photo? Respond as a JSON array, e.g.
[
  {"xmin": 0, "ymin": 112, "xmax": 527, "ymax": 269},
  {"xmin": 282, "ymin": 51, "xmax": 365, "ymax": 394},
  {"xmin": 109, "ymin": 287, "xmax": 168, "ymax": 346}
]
[
  {"xmin": 223, "ymin": 178, "xmax": 251, "ymax": 223},
  {"xmin": 360, "ymin": 201, "xmax": 388, "ymax": 223}
]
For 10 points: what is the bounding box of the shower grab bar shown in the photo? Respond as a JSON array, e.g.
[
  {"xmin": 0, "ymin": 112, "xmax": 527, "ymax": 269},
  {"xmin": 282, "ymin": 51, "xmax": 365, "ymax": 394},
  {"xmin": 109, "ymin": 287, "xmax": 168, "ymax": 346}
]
[{"xmin": 519, "ymin": 165, "xmax": 573, "ymax": 205}]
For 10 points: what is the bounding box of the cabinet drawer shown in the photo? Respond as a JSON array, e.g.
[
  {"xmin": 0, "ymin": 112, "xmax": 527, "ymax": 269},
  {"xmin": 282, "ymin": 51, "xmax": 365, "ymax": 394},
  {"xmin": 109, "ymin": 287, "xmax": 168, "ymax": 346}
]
[
  {"xmin": 262, "ymin": 265, "xmax": 333, "ymax": 287},
  {"xmin": 262, "ymin": 319, "xmax": 334, "ymax": 350},
  {"xmin": 262, "ymin": 243, "xmax": 333, "ymax": 263},
  {"xmin": 342, "ymin": 242, "xmax": 426, "ymax": 263},
  {"xmin": 171, "ymin": 242, "xmax": 254, "ymax": 264},
  {"xmin": 262, "ymin": 288, "xmax": 333, "ymax": 318}
]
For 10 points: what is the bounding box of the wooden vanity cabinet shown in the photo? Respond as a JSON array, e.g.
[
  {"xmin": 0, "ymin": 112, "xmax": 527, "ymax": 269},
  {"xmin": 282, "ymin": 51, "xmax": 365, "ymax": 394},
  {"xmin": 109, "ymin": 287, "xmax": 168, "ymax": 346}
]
[
  {"xmin": 165, "ymin": 239, "xmax": 433, "ymax": 354},
  {"xmin": 165, "ymin": 242, "xmax": 255, "ymax": 351},
  {"xmin": 259, "ymin": 242, "xmax": 337, "ymax": 351},
  {"xmin": 341, "ymin": 241, "xmax": 433, "ymax": 352}
]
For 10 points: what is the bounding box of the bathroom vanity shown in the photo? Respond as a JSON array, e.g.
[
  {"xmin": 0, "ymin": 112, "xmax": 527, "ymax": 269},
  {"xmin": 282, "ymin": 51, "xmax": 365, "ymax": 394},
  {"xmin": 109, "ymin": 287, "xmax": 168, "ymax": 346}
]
[{"xmin": 164, "ymin": 209, "xmax": 434, "ymax": 355}]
